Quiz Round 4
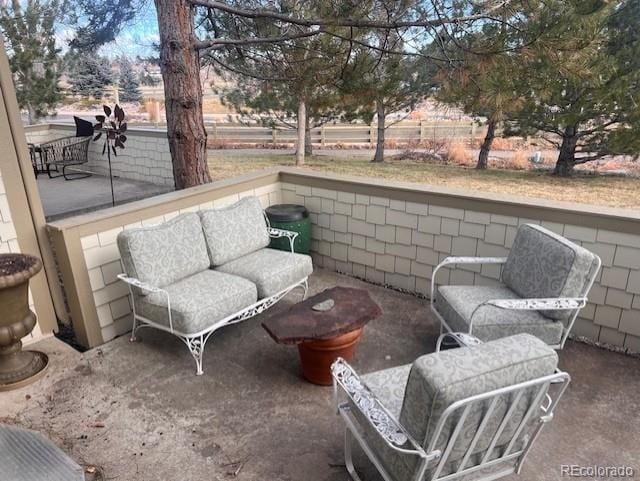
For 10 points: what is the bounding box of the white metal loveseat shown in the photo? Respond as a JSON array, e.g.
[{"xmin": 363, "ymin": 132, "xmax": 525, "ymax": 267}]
[
  {"xmin": 331, "ymin": 333, "xmax": 570, "ymax": 481},
  {"xmin": 430, "ymin": 223, "xmax": 601, "ymax": 349},
  {"xmin": 117, "ymin": 196, "xmax": 312, "ymax": 374}
]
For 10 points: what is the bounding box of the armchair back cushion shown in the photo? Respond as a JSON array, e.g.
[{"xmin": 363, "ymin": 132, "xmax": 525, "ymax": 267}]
[
  {"xmin": 199, "ymin": 196, "xmax": 270, "ymax": 266},
  {"xmin": 501, "ymin": 224, "xmax": 599, "ymax": 320},
  {"xmin": 399, "ymin": 334, "xmax": 558, "ymax": 470},
  {"xmin": 117, "ymin": 212, "xmax": 210, "ymax": 289}
]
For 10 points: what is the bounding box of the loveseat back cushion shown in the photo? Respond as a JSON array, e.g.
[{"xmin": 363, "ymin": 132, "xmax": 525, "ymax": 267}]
[
  {"xmin": 199, "ymin": 196, "xmax": 270, "ymax": 266},
  {"xmin": 399, "ymin": 334, "xmax": 558, "ymax": 469},
  {"xmin": 117, "ymin": 212, "xmax": 210, "ymax": 288},
  {"xmin": 501, "ymin": 224, "xmax": 599, "ymax": 320}
]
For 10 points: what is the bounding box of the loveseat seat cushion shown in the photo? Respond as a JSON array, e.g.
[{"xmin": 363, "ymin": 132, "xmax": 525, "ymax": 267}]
[
  {"xmin": 216, "ymin": 248, "xmax": 312, "ymax": 298},
  {"xmin": 399, "ymin": 334, "xmax": 558, "ymax": 472},
  {"xmin": 117, "ymin": 212, "xmax": 210, "ymax": 289},
  {"xmin": 134, "ymin": 270, "xmax": 258, "ymax": 335},
  {"xmin": 435, "ymin": 284, "xmax": 564, "ymax": 345},
  {"xmin": 501, "ymin": 223, "xmax": 599, "ymax": 321},
  {"xmin": 199, "ymin": 197, "xmax": 270, "ymax": 266}
]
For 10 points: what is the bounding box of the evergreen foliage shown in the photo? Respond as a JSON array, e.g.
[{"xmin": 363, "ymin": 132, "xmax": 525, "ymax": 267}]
[
  {"xmin": 118, "ymin": 56, "xmax": 142, "ymax": 102},
  {"xmin": 0, "ymin": 0, "xmax": 62, "ymax": 124},
  {"xmin": 67, "ymin": 53, "xmax": 114, "ymax": 99}
]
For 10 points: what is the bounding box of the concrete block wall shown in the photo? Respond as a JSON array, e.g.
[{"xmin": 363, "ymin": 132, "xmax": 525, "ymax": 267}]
[
  {"xmin": 280, "ymin": 180, "xmax": 640, "ymax": 353},
  {"xmin": 78, "ymin": 183, "xmax": 281, "ymax": 342},
  {"xmin": 25, "ymin": 124, "xmax": 174, "ymax": 186}
]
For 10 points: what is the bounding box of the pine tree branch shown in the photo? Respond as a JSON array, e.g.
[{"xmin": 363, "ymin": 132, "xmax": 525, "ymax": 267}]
[
  {"xmin": 195, "ymin": 28, "xmax": 324, "ymax": 51},
  {"xmin": 190, "ymin": 0, "xmax": 512, "ymax": 30}
]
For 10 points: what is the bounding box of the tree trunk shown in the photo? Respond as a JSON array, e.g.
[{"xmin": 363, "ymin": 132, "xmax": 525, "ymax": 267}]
[
  {"xmin": 554, "ymin": 125, "xmax": 579, "ymax": 176},
  {"xmin": 155, "ymin": 0, "xmax": 211, "ymax": 189},
  {"xmin": 304, "ymin": 115, "xmax": 313, "ymax": 156},
  {"xmin": 477, "ymin": 117, "xmax": 497, "ymax": 169},
  {"xmin": 372, "ymin": 100, "xmax": 385, "ymax": 163},
  {"xmin": 296, "ymin": 99, "xmax": 306, "ymax": 166}
]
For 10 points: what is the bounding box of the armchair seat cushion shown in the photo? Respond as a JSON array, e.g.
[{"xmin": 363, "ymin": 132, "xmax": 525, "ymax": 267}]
[
  {"xmin": 134, "ymin": 270, "xmax": 258, "ymax": 335},
  {"xmin": 435, "ymin": 285, "xmax": 563, "ymax": 345},
  {"xmin": 216, "ymin": 248, "xmax": 312, "ymax": 298}
]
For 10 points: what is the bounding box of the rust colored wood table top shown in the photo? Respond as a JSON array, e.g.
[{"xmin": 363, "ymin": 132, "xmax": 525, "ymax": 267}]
[{"xmin": 262, "ymin": 287, "xmax": 382, "ymax": 345}]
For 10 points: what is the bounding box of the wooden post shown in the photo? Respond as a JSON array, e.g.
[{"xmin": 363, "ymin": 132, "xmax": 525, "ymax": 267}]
[
  {"xmin": 370, "ymin": 122, "xmax": 376, "ymax": 147},
  {"xmin": 320, "ymin": 125, "xmax": 326, "ymax": 147},
  {"xmin": 419, "ymin": 120, "xmax": 426, "ymax": 143},
  {"xmin": 272, "ymin": 128, "xmax": 277, "ymax": 145},
  {"xmin": 211, "ymin": 122, "xmax": 217, "ymax": 141}
]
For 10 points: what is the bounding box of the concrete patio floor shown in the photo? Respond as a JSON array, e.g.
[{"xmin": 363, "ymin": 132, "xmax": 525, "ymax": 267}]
[
  {"xmin": 2, "ymin": 269, "xmax": 639, "ymax": 481},
  {"xmin": 36, "ymin": 174, "xmax": 173, "ymax": 220}
]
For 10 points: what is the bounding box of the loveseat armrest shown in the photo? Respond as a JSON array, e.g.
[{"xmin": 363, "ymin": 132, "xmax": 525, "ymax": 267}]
[
  {"xmin": 331, "ymin": 358, "xmax": 429, "ymax": 457},
  {"xmin": 117, "ymin": 274, "xmax": 175, "ymax": 332},
  {"xmin": 268, "ymin": 227, "xmax": 298, "ymax": 253},
  {"xmin": 117, "ymin": 274, "xmax": 165, "ymax": 294}
]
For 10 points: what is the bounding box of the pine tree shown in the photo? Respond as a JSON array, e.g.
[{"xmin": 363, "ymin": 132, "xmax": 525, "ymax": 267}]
[
  {"xmin": 67, "ymin": 54, "xmax": 114, "ymax": 99},
  {"xmin": 503, "ymin": 0, "xmax": 640, "ymax": 175},
  {"xmin": 340, "ymin": 33, "xmax": 433, "ymax": 163},
  {"xmin": 118, "ymin": 56, "xmax": 142, "ymax": 103},
  {"xmin": 0, "ymin": 0, "xmax": 62, "ymax": 124}
]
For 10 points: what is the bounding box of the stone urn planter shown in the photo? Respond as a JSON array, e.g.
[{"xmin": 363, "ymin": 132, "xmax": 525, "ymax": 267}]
[{"xmin": 0, "ymin": 253, "xmax": 48, "ymax": 391}]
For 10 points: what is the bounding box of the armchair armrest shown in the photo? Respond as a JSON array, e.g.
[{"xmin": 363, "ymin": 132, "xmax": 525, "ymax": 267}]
[
  {"xmin": 331, "ymin": 358, "xmax": 424, "ymax": 454},
  {"xmin": 484, "ymin": 297, "xmax": 587, "ymax": 311},
  {"xmin": 431, "ymin": 256, "xmax": 508, "ymax": 302},
  {"xmin": 117, "ymin": 274, "xmax": 175, "ymax": 332},
  {"xmin": 268, "ymin": 227, "xmax": 298, "ymax": 253}
]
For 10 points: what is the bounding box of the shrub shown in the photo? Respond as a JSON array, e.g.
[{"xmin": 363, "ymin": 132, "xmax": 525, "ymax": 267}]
[{"xmin": 444, "ymin": 142, "xmax": 474, "ymax": 166}]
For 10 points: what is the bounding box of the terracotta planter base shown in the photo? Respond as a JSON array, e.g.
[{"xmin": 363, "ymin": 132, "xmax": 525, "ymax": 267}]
[
  {"xmin": 0, "ymin": 351, "xmax": 48, "ymax": 392},
  {"xmin": 297, "ymin": 328, "xmax": 363, "ymax": 385}
]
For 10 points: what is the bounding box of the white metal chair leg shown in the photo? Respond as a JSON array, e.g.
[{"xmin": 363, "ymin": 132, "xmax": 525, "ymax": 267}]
[
  {"xmin": 302, "ymin": 278, "xmax": 309, "ymax": 300},
  {"xmin": 186, "ymin": 335, "xmax": 205, "ymax": 376},
  {"xmin": 344, "ymin": 428, "xmax": 364, "ymax": 481},
  {"xmin": 130, "ymin": 316, "xmax": 139, "ymax": 342}
]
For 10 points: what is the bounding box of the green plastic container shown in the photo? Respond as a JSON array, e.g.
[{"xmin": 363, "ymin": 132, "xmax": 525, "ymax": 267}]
[{"xmin": 266, "ymin": 204, "xmax": 311, "ymax": 254}]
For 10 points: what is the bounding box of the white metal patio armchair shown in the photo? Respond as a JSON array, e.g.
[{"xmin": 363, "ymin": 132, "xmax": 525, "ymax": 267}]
[
  {"xmin": 430, "ymin": 223, "xmax": 601, "ymax": 349},
  {"xmin": 331, "ymin": 334, "xmax": 571, "ymax": 481}
]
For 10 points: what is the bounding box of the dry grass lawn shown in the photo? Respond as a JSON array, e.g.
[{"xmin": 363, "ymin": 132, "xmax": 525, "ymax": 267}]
[{"xmin": 208, "ymin": 153, "xmax": 640, "ymax": 209}]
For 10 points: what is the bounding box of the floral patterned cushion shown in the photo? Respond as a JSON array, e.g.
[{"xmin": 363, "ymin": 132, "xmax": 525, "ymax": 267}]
[
  {"xmin": 362, "ymin": 364, "xmax": 412, "ymax": 418},
  {"xmin": 199, "ymin": 197, "xmax": 270, "ymax": 266},
  {"xmin": 216, "ymin": 248, "xmax": 312, "ymax": 298},
  {"xmin": 351, "ymin": 364, "xmax": 414, "ymax": 481},
  {"xmin": 501, "ymin": 224, "xmax": 600, "ymax": 320},
  {"xmin": 134, "ymin": 270, "xmax": 257, "ymax": 335},
  {"xmin": 399, "ymin": 334, "xmax": 558, "ymax": 473},
  {"xmin": 117, "ymin": 213, "xmax": 210, "ymax": 289},
  {"xmin": 435, "ymin": 285, "xmax": 564, "ymax": 345}
]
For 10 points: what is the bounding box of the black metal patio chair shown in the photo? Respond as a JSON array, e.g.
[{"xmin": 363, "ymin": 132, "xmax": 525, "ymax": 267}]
[{"xmin": 39, "ymin": 135, "xmax": 92, "ymax": 180}]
